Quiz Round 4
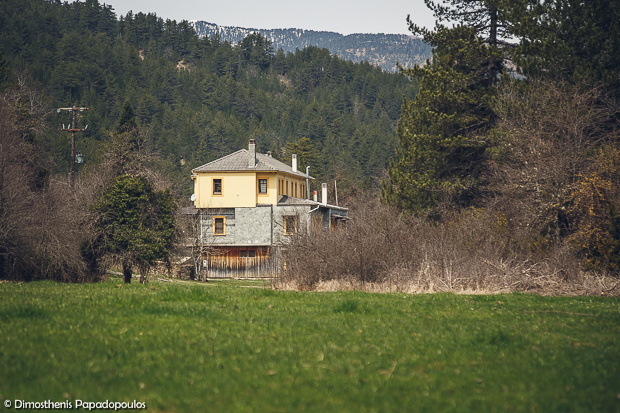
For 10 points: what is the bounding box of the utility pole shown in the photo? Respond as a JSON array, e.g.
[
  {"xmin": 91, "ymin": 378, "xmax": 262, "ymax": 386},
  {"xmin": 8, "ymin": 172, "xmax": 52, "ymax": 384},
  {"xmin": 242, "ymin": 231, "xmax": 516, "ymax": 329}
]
[{"xmin": 58, "ymin": 106, "xmax": 88, "ymax": 188}]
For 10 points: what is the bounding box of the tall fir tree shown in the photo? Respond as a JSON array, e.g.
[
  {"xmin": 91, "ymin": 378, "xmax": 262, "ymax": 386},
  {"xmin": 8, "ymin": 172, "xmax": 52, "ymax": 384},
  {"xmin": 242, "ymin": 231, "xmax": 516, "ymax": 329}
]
[
  {"xmin": 382, "ymin": 1, "xmax": 514, "ymax": 214},
  {"xmin": 284, "ymin": 136, "xmax": 322, "ymax": 184},
  {"xmin": 511, "ymin": 0, "xmax": 620, "ymax": 92}
]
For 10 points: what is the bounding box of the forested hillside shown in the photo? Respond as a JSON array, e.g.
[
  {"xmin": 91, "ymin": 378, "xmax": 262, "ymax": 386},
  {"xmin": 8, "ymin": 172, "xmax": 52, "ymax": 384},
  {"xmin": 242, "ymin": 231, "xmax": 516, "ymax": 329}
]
[
  {"xmin": 0, "ymin": 0, "xmax": 416, "ymax": 196},
  {"xmin": 190, "ymin": 21, "xmax": 432, "ymax": 72}
]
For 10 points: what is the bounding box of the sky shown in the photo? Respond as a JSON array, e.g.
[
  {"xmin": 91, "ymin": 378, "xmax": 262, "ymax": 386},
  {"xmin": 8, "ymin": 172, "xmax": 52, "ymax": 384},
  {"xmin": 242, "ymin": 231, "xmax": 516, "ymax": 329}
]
[{"xmin": 104, "ymin": 0, "xmax": 436, "ymax": 36}]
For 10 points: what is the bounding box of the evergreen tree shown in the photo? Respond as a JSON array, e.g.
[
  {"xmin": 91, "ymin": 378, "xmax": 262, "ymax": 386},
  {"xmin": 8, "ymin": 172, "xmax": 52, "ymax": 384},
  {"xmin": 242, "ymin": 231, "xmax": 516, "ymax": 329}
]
[
  {"xmin": 116, "ymin": 99, "xmax": 138, "ymax": 135},
  {"xmin": 238, "ymin": 33, "xmax": 274, "ymax": 70},
  {"xmin": 511, "ymin": 0, "xmax": 620, "ymax": 92},
  {"xmin": 383, "ymin": 21, "xmax": 500, "ymax": 214},
  {"xmin": 410, "ymin": 0, "xmax": 514, "ymax": 87},
  {"xmin": 284, "ymin": 136, "xmax": 321, "ymax": 179},
  {"xmin": 92, "ymin": 175, "xmax": 175, "ymax": 283}
]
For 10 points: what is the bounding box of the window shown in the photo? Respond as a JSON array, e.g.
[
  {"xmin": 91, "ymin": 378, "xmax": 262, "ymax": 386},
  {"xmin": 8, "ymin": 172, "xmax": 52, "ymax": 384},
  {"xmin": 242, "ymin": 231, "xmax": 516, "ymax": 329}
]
[
  {"xmin": 284, "ymin": 216, "xmax": 297, "ymax": 235},
  {"xmin": 213, "ymin": 216, "xmax": 226, "ymax": 235},
  {"xmin": 312, "ymin": 215, "xmax": 321, "ymax": 232},
  {"xmin": 248, "ymin": 250, "xmax": 256, "ymax": 258},
  {"xmin": 258, "ymin": 178, "xmax": 268, "ymax": 195},
  {"xmin": 240, "ymin": 250, "xmax": 246, "ymax": 257},
  {"xmin": 212, "ymin": 178, "xmax": 222, "ymax": 195},
  {"xmin": 286, "ymin": 180, "xmax": 289, "ymax": 196},
  {"xmin": 294, "ymin": 182, "xmax": 298, "ymax": 198}
]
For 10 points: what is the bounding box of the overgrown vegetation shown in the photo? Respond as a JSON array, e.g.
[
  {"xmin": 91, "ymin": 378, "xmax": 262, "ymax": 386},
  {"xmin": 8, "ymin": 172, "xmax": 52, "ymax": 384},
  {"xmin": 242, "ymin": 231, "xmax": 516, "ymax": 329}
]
[
  {"xmin": 0, "ymin": 73, "xmax": 176, "ymax": 282},
  {"xmin": 0, "ymin": 279, "xmax": 618, "ymax": 411},
  {"xmin": 280, "ymin": 194, "xmax": 619, "ymax": 295},
  {"xmin": 90, "ymin": 175, "xmax": 175, "ymax": 283},
  {"xmin": 374, "ymin": 0, "xmax": 620, "ymax": 283},
  {"xmin": 0, "ymin": 76, "xmax": 93, "ymax": 281}
]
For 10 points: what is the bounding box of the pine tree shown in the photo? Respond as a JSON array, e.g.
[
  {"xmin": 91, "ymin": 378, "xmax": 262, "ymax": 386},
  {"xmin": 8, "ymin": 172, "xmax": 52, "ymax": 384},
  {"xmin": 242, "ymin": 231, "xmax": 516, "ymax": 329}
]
[
  {"xmin": 410, "ymin": 0, "xmax": 514, "ymax": 87},
  {"xmin": 511, "ymin": 0, "xmax": 620, "ymax": 92},
  {"xmin": 382, "ymin": 25, "xmax": 497, "ymax": 214},
  {"xmin": 284, "ymin": 136, "xmax": 321, "ymax": 179},
  {"xmin": 116, "ymin": 99, "xmax": 138, "ymax": 135}
]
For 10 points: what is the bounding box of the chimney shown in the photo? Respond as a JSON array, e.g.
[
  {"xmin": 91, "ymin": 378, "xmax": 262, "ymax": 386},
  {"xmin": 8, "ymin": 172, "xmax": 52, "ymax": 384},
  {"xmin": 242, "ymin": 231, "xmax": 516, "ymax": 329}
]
[
  {"xmin": 313, "ymin": 191, "xmax": 318, "ymax": 202},
  {"xmin": 321, "ymin": 183, "xmax": 327, "ymax": 205},
  {"xmin": 305, "ymin": 166, "xmax": 310, "ymax": 199},
  {"xmin": 248, "ymin": 139, "xmax": 256, "ymax": 168},
  {"xmin": 267, "ymin": 151, "xmax": 272, "ymax": 157},
  {"xmin": 292, "ymin": 154, "xmax": 297, "ymax": 172}
]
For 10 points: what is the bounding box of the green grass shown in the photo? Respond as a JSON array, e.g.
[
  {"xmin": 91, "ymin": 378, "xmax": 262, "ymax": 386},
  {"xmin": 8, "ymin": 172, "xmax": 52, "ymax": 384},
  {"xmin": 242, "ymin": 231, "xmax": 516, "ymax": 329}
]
[{"xmin": 0, "ymin": 278, "xmax": 619, "ymax": 412}]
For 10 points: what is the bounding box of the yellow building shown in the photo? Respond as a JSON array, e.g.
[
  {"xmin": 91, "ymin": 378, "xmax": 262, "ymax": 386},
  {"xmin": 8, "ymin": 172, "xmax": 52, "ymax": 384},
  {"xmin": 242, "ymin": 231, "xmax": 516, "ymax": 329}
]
[
  {"xmin": 191, "ymin": 139, "xmax": 309, "ymax": 209},
  {"xmin": 188, "ymin": 140, "xmax": 348, "ymax": 278}
]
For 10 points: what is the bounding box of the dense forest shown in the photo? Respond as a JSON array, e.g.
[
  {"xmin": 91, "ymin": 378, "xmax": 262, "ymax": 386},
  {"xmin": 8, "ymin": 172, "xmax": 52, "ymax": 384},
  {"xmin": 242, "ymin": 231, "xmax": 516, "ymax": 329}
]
[{"xmin": 0, "ymin": 0, "xmax": 416, "ymax": 197}]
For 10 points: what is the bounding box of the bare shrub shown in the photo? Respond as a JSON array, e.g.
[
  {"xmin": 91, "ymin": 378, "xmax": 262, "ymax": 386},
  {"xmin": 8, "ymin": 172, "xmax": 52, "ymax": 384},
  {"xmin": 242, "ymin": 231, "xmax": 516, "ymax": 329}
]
[
  {"xmin": 283, "ymin": 198, "xmax": 416, "ymax": 289},
  {"xmin": 490, "ymin": 78, "xmax": 620, "ymax": 251},
  {"xmin": 278, "ymin": 193, "xmax": 611, "ymax": 296},
  {"xmin": 24, "ymin": 180, "xmax": 95, "ymax": 281},
  {"xmin": 0, "ymin": 75, "xmax": 97, "ymax": 281}
]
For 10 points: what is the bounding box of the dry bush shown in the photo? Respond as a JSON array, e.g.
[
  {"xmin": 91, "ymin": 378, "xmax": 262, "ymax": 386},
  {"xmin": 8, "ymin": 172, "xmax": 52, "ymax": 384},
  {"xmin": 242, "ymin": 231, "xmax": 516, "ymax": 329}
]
[
  {"xmin": 0, "ymin": 75, "xmax": 97, "ymax": 281},
  {"xmin": 24, "ymin": 180, "xmax": 95, "ymax": 282},
  {"xmin": 564, "ymin": 146, "xmax": 620, "ymax": 272},
  {"xmin": 490, "ymin": 78, "xmax": 620, "ymax": 248},
  {"xmin": 278, "ymin": 194, "xmax": 615, "ymax": 296},
  {"xmin": 282, "ymin": 197, "xmax": 416, "ymax": 289}
]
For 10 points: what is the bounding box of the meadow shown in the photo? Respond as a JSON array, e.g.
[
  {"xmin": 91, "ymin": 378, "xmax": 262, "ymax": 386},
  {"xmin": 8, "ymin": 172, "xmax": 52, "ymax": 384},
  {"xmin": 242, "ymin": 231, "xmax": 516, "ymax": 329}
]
[{"xmin": 0, "ymin": 278, "xmax": 619, "ymax": 412}]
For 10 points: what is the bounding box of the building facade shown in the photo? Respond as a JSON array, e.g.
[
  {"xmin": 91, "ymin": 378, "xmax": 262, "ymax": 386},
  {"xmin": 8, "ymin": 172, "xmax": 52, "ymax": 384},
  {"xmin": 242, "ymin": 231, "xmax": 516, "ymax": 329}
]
[{"xmin": 188, "ymin": 140, "xmax": 348, "ymax": 277}]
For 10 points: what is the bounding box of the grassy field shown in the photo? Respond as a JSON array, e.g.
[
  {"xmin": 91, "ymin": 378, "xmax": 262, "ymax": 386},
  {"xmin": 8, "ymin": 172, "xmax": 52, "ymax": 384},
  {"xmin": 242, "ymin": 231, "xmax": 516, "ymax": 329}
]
[{"xmin": 0, "ymin": 278, "xmax": 619, "ymax": 412}]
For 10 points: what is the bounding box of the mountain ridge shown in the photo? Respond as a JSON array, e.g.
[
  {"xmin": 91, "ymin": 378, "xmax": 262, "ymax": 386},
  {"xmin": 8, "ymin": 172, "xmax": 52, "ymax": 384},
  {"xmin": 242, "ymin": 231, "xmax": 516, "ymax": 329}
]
[{"xmin": 189, "ymin": 21, "xmax": 431, "ymax": 72}]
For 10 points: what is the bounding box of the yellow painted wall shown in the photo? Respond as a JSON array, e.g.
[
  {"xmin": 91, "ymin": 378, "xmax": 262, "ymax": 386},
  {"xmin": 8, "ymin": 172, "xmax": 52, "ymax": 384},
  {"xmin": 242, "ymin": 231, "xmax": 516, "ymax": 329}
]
[
  {"xmin": 276, "ymin": 173, "xmax": 308, "ymax": 199},
  {"xmin": 193, "ymin": 170, "xmax": 311, "ymax": 209},
  {"xmin": 194, "ymin": 172, "xmax": 257, "ymax": 208}
]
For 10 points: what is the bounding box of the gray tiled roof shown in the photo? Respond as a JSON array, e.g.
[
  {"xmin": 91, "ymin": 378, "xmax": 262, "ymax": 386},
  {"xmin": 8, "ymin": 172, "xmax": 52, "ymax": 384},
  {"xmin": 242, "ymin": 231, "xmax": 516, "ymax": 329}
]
[{"xmin": 192, "ymin": 149, "xmax": 311, "ymax": 179}]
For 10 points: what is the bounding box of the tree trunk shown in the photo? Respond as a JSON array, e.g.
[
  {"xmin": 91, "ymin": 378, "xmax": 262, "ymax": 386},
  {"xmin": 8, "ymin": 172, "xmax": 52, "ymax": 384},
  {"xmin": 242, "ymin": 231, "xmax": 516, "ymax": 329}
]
[
  {"xmin": 489, "ymin": 4, "xmax": 499, "ymax": 87},
  {"xmin": 122, "ymin": 261, "xmax": 132, "ymax": 283},
  {"xmin": 139, "ymin": 262, "xmax": 149, "ymax": 284}
]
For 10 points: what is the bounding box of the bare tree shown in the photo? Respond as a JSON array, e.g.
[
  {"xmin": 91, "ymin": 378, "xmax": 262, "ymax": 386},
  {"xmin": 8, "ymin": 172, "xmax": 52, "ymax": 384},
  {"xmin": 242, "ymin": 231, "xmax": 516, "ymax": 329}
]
[
  {"xmin": 0, "ymin": 73, "xmax": 95, "ymax": 281},
  {"xmin": 491, "ymin": 78, "xmax": 620, "ymax": 249}
]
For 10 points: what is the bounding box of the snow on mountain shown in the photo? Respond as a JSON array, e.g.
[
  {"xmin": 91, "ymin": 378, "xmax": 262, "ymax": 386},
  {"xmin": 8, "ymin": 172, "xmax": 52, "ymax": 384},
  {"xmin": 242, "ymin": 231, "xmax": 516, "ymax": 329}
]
[{"xmin": 188, "ymin": 21, "xmax": 431, "ymax": 72}]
